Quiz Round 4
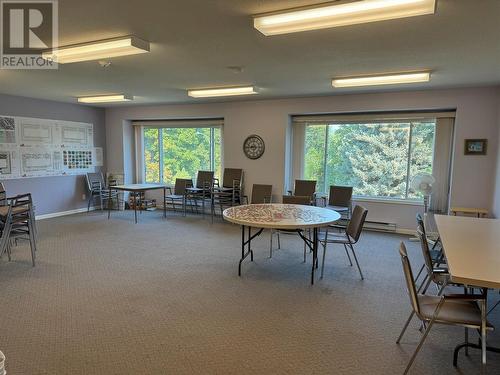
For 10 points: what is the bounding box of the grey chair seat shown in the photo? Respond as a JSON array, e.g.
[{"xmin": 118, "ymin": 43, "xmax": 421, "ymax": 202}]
[
  {"xmin": 397, "ymin": 243, "xmax": 494, "ymax": 373},
  {"xmin": 166, "ymin": 194, "xmax": 184, "ymax": 200},
  {"xmin": 327, "ymin": 205, "xmax": 349, "ymax": 212},
  {"xmin": 320, "ymin": 231, "xmax": 353, "ymax": 244},
  {"xmin": 419, "ymin": 295, "xmax": 494, "ymax": 328},
  {"xmin": 430, "ymin": 248, "xmax": 442, "ymax": 261}
]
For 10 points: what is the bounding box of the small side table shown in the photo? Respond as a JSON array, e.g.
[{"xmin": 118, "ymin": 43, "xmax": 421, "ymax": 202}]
[{"xmin": 450, "ymin": 207, "xmax": 488, "ymax": 218}]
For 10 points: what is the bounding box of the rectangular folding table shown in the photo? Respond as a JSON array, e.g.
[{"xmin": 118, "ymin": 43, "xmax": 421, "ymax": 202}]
[
  {"xmin": 435, "ymin": 214, "xmax": 500, "ymax": 364},
  {"xmin": 107, "ymin": 184, "xmax": 167, "ymax": 223}
]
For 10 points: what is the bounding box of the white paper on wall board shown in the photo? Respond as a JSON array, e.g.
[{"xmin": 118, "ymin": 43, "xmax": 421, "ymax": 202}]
[{"xmin": 93, "ymin": 147, "xmax": 103, "ymax": 167}]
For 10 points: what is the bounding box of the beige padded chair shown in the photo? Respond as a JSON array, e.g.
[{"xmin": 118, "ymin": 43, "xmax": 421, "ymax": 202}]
[
  {"xmin": 211, "ymin": 168, "xmax": 243, "ymax": 221},
  {"xmin": 166, "ymin": 178, "xmax": 193, "ymax": 214},
  {"xmin": 326, "ymin": 185, "xmax": 353, "ymax": 219},
  {"xmin": 271, "ymin": 195, "xmax": 312, "ymax": 260},
  {"xmin": 0, "ymin": 182, "xmax": 7, "ymax": 206},
  {"xmin": 4, "ymin": 193, "xmax": 37, "ymax": 266},
  {"xmin": 288, "ymin": 180, "xmax": 317, "ymax": 205},
  {"xmin": 185, "ymin": 170, "xmax": 214, "ymax": 216},
  {"xmin": 221, "ymin": 168, "xmax": 243, "ymax": 189},
  {"xmin": 396, "ymin": 242, "xmax": 493, "ymax": 374},
  {"xmin": 319, "ymin": 205, "xmax": 368, "ymax": 280},
  {"xmin": 416, "ymin": 227, "xmax": 452, "ymax": 295},
  {"xmin": 195, "ymin": 170, "xmax": 214, "ymax": 189},
  {"xmin": 85, "ymin": 172, "xmax": 118, "ymax": 211},
  {"xmin": 413, "ymin": 213, "xmax": 444, "ymax": 284},
  {"xmin": 243, "ymin": 184, "xmax": 272, "ymax": 204},
  {"xmin": 281, "ymin": 195, "xmax": 311, "ymax": 205}
]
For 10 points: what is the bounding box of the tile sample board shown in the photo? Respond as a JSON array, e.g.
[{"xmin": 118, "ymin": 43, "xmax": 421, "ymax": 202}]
[{"xmin": 0, "ymin": 115, "xmax": 97, "ymax": 179}]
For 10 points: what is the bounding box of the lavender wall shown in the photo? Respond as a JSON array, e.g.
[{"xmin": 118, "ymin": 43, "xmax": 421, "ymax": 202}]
[
  {"xmin": 0, "ymin": 93, "xmax": 105, "ymax": 216},
  {"xmin": 492, "ymin": 88, "xmax": 500, "ymax": 217},
  {"xmin": 106, "ymin": 86, "xmax": 500, "ymax": 230}
]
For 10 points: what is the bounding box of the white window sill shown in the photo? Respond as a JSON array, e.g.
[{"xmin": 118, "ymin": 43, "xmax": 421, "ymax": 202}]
[{"xmin": 353, "ymin": 196, "xmax": 424, "ymax": 206}]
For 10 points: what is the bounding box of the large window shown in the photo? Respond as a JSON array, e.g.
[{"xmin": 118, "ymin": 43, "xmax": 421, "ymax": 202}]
[
  {"xmin": 303, "ymin": 120, "xmax": 436, "ymax": 200},
  {"xmin": 143, "ymin": 127, "xmax": 221, "ymax": 185}
]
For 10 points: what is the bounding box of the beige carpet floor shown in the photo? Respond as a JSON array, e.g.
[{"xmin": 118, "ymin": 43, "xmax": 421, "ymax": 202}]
[{"xmin": 0, "ymin": 209, "xmax": 499, "ymax": 374}]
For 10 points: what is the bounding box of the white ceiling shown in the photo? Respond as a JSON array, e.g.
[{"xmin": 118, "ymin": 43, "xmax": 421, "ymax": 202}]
[{"xmin": 1, "ymin": 0, "xmax": 499, "ymax": 107}]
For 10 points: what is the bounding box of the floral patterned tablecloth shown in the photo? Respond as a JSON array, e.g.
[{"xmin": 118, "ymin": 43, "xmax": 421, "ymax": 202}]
[{"xmin": 223, "ymin": 204, "xmax": 340, "ymax": 229}]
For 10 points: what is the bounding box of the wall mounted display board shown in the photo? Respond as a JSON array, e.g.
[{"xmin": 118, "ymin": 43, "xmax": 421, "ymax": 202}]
[{"xmin": 0, "ymin": 115, "xmax": 96, "ymax": 179}]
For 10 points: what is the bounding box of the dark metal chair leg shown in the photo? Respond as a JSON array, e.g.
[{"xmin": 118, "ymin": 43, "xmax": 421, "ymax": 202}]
[
  {"xmin": 404, "ymin": 302, "xmax": 443, "ymax": 375},
  {"xmin": 343, "ymin": 243, "xmax": 353, "ymax": 266},
  {"xmin": 349, "ymin": 243, "xmax": 364, "ymax": 280},
  {"xmin": 396, "ymin": 311, "xmax": 415, "ymax": 343},
  {"xmin": 28, "ymin": 219, "xmax": 36, "ymax": 267}
]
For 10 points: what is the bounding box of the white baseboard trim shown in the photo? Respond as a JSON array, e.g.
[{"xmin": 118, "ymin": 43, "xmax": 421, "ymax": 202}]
[
  {"xmin": 395, "ymin": 228, "xmax": 416, "ymax": 236},
  {"xmin": 36, "ymin": 206, "xmax": 96, "ymax": 220},
  {"xmin": 34, "ymin": 206, "xmax": 420, "ymax": 237}
]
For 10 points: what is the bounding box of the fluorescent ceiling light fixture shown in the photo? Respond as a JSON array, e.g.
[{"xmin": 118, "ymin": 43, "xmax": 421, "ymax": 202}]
[
  {"xmin": 254, "ymin": 0, "xmax": 436, "ymax": 36},
  {"xmin": 332, "ymin": 71, "xmax": 431, "ymax": 87},
  {"xmin": 188, "ymin": 86, "xmax": 257, "ymax": 98},
  {"xmin": 77, "ymin": 94, "xmax": 134, "ymax": 104},
  {"xmin": 43, "ymin": 36, "xmax": 150, "ymax": 64}
]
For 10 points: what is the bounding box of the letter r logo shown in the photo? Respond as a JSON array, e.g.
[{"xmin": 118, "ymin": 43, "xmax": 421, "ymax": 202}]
[{"xmin": 1, "ymin": 1, "xmax": 56, "ymax": 54}]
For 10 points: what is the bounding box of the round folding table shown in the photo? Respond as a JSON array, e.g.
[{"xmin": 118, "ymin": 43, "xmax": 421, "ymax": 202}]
[{"xmin": 223, "ymin": 203, "xmax": 340, "ymax": 284}]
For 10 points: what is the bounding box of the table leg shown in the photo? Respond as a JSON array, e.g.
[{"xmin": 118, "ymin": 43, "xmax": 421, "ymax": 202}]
[
  {"xmin": 202, "ymin": 192, "xmax": 205, "ymax": 218},
  {"xmin": 482, "ymin": 292, "xmax": 487, "ymax": 364},
  {"xmin": 163, "ymin": 188, "xmax": 167, "ymax": 218},
  {"xmin": 139, "ymin": 192, "xmax": 142, "ymax": 215},
  {"xmin": 134, "ymin": 192, "xmax": 138, "ymax": 224},
  {"xmin": 239, "ymin": 225, "xmax": 246, "ymax": 276},
  {"xmin": 107, "ymin": 187, "xmax": 112, "ymax": 219},
  {"xmin": 452, "ymin": 288, "xmax": 500, "ymax": 367},
  {"xmin": 311, "ymin": 227, "xmax": 318, "ymax": 285},
  {"xmin": 248, "ymin": 226, "xmax": 253, "ymax": 261},
  {"xmin": 238, "ymin": 225, "xmax": 262, "ymax": 276}
]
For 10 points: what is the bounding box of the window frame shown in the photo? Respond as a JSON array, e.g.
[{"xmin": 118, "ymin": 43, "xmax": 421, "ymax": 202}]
[
  {"xmin": 142, "ymin": 125, "xmax": 222, "ymax": 184},
  {"xmin": 302, "ymin": 119, "xmax": 436, "ymax": 202}
]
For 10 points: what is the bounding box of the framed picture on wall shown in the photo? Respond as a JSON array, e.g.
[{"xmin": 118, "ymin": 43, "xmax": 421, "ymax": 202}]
[{"xmin": 464, "ymin": 139, "xmax": 487, "ymax": 155}]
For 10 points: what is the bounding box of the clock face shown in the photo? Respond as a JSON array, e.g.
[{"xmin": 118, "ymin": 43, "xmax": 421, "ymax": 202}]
[{"xmin": 243, "ymin": 135, "xmax": 265, "ymax": 159}]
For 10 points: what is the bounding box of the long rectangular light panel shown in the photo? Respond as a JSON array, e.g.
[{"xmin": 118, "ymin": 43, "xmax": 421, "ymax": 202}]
[
  {"xmin": 43, "ymin": 36, "xmax": 150, "ymax": 64},
  {"xmin": 332, "ymin": 71, "xmax": 431, "ymax": 87},
  {"xmin": 78, "ymin": 94, "xmax": 133, "ymax": 104},
  {"xmin": 188, "ymin": 86, "xmax": 257, "ymax": 98},
  {"xmin": 254, "ymin": 0, "xmax": 436, "ymax": 36}
]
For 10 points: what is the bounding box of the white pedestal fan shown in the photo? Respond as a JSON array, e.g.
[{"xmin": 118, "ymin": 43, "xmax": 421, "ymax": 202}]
[{"xmin": 409, "ymin": 173, "xmax": 435, "ymax": 240}]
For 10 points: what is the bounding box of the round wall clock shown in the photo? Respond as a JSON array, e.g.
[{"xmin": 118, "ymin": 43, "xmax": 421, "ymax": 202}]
[{"xmin": 243, "ymin": 134, "xmax": 265, "ymax": 159}]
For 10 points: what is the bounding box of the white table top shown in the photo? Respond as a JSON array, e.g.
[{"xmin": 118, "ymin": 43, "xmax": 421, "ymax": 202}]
[
  {"xmin": 435, "ymin": 214, "xmax": 500, "ymax": 289},
  {"xmin": 223, "ymin": 204, "xmax": 340, "ymax": 229},
  {"xmin": 112, "ymin": 184, "xmax": 167, "ymax": 191}
]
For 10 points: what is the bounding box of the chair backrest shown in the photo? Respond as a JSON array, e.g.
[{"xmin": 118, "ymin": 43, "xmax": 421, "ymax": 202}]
[
  {"xmin": 399, "ymin": 242, "xmax": 421, "ymax": 317},
  {"xmin": 293, "ymin": 180, "xmax": 316, "ymax": 199},
  {"xmin": 0, "ymin": 182, "xmax": 7, "ymax": 206},
  {"xmin": 416, "ymin": 227, "xmax": 434, "ymax": 278},
  {"xmin": 196, "ymin": 171, "xmax": 214, "ymax": 189},
  {"xmin": 222, "ymin": 168, "xmax": 243, "ymax": 188},
  {"xmin": 86, "ymin": 172, "xmax": 105, "ymax": 191},
  {"xmin": 328, "ymin": 185, "xmax": 353, "ymax": 207},
  {"xmin": 346, "ymin": 205, "xmax": 368, "ymax": 242},
  {"xmin": 0, "ymin": 204, "xmax": 13, "ymax": 250},
  {"xmin": 251, "ymin": 184, "xmax": 272, "ymax": 204},
  {"xmin": 174, "ymin": 178, "xmax": 193, "ymax": 195},
  {"xmin": 10, "ymin": 193, "xmax": 33, "ymax": 223},
  {"xmin": 282, "ymin": 195, "xmax": 310, "ymax": 205},
  {"xmin": 11, "ymin": 193, "xmax": 32, "ymax": 207}
]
